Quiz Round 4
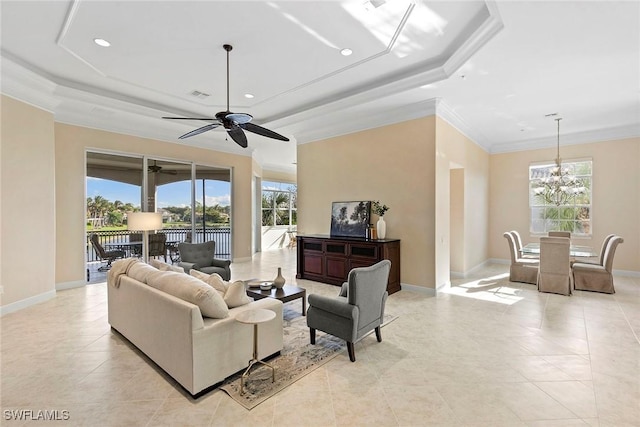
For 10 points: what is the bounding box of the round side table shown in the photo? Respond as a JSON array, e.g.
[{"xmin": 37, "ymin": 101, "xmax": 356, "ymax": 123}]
[{"xmin": 235, "ymin": 308, "xmax": 276, "ymax": 395}]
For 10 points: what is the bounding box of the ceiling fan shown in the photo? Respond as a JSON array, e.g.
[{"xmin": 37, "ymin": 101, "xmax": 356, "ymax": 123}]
[
  {"xmin": 162, "ymin": 44, "xmax": 289, "ymax": 148},
  {"xmin": 148, "ymin": 160, "xmax": 177, "ymax": 175}
]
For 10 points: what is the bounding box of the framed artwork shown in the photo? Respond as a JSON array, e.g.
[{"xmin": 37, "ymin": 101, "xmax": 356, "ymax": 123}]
[{"xmin": 330, "ymin": 201, "xmax": 371, "ymax": 238}]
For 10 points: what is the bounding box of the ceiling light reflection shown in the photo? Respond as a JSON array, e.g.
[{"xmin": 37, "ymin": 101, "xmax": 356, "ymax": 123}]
[{"xmin": 93, "ymin": 38, "xmax": 111, "ymax": 47}]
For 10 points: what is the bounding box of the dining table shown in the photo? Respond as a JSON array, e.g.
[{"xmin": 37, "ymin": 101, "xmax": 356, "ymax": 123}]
[
  {"xmin": 522, "ymin": 243, "xmax": 597, "ymax": 258},
  {"xmin": 104, "ymin": 240, "xmax": 179, "ymax": 259}
]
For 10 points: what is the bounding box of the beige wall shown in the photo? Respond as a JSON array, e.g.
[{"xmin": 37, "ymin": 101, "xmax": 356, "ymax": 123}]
[
  {"xmin": 297, "ymin": 115, "xmax": 492, "ymax": 290},
  {"xmin": 298, "ymin": 117, "xmax": 437, "ymax": 289},
  {"xmin": 1, "ymin": 96, "xmax": 56, "ymax": 307},
  {"xmin": 489, "ymin": 137, "xmax": 640, "ymax": 272},
  {"xmin": 450, "ymin": 168, "xmax": 464, "ymax": 273},
  {"xmin": 55, "ymin": 123, "xmax": 257, "ymax": 285},
  {"xmin": 435, "ymin": 117, "xmax": 491, "ymax": 283}
]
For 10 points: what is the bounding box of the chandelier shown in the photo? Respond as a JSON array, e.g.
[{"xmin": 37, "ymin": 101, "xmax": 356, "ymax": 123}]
[{"xmin": 532, "ymin": 118, "xmax": 585, "ymax": 206}]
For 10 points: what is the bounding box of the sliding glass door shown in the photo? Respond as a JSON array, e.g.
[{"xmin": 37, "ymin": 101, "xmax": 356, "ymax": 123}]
[{"xmin": 86, "ymin": 152, "xmax": 232, "ymax": 266}]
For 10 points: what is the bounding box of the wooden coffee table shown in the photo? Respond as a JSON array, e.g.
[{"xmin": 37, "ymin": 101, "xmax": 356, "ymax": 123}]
[{"xmin": 245, "ymin": 282, "xmax": 307, "ymax": 316}]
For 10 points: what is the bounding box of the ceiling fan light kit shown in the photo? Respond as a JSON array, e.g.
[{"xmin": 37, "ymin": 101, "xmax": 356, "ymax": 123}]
[{"xmin": 162, "ymin": 44, "xmax": 289, "ymax": 148}]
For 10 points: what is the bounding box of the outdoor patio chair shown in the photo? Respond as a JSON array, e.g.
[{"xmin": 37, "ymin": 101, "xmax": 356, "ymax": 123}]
[
  {"xmin": 148, "ymin": 233, "xmax": 167, "ymax": 262},
  {"xmin": 89, "ymin": 234, "xmax": 125, "ymax": 272}
]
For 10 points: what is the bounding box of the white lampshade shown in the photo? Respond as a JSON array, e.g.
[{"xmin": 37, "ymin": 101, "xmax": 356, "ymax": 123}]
[{"xmin": 127, "ymin": 212, "xmax": 162, "ymax": 231}]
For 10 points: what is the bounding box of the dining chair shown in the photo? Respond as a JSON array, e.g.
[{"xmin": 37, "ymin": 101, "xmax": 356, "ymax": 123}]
[
  {"xmin": 574, "ymin": 234, "xmax": 616, "ymax": 266},
  {"xmin": 537, "ymin": 236, "xmax": 572, "ymax": 295},
  {"xmin": 509, "ymin": 230, "xmax": 538, "ymax": 259},
  {"xmin": 573, "ymin": 236, "xmax": 623, "ymax": 294},
  {"xmin": 503, "ymin": 232, "xmax": 539, "ymax": 284},
  {"xmin": 548, "ymin": 231, "xmax": 571, "ymax": 238}
]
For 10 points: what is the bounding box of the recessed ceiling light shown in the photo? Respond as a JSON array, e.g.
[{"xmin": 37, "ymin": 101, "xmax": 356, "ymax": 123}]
[
  {"xmin": 340, "ymin": 48, "xmax": 353, "ymax": 56},
  {"xmin": 93, "ymin": 38, "xmax": 111, "ymax": 47},
  {"xmin": 244, "ymin": 93, "xmax": 254, "ymax": 99}
]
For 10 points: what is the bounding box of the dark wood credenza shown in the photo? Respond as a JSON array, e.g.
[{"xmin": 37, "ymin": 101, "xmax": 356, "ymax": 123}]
[{"xmin": 296, "ymin": 234, "xmax": 401, "ymax": 294}]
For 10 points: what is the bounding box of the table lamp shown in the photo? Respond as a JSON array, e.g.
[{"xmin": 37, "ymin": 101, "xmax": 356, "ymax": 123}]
[{"xmin": 127, "ymin": 212, "xmax": 163, "ymax": 263}]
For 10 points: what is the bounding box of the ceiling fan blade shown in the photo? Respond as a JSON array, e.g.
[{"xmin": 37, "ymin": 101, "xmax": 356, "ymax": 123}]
[
  {"xmin": 227, "ymin": 126, "xmax": 248, "ymax": 148},
  {"xmin": 178, "ymin": 123, "xmax": 220, "ymax": 139},
  {"xmin": 163, "ymin": 117, "xmax": 217, "ymax": 121},
  {"xmin": 226, "ymin": 112, "xmax": 253, "ymax": 124},
  {"xmin": 241, "ymin": 122, "xmax": 290, "ymax": 141}
]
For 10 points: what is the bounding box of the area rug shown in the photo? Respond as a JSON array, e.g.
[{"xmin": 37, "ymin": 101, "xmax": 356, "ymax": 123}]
[{"xmin": 220, "ymin": 307, "xmax": 398, "ymax": 410}]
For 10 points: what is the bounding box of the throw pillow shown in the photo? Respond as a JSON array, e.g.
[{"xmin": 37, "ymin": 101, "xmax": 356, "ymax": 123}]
[
  {"xmin": 224, "ymin": 280, "xmax": 252, "ymax": 308},
  {"xmin": 189, "ymin": 270, "xmax": 227, "ymax": 295},
  {"xmin": 128, "ymin": 262, "xmax": 162, "ymax": 284},
  {"xmin": 147, "ymin": 271, "xmax": 229, "ymax": 319},
  {"xmin": 150, "ymin": 259, "xmax": 185, "ymax": 273}
]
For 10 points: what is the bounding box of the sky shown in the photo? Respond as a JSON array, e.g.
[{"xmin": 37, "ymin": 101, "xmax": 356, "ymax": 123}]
[
  {"xmin": 87, "ymin": 177, "xmax": 231, "ymax": 208},
  {"xmin": 86, "ymin": 178, "xmax": 290, "ymax": 208}
]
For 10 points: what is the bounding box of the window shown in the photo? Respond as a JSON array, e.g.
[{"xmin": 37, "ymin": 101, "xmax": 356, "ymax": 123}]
[
  {"xmin": 261, "ymin": 181, "xmax": 297, "ymax": 227},
  {"xmin": 529, "ymin": 159, "xmax": 592, "ymax": 236}
]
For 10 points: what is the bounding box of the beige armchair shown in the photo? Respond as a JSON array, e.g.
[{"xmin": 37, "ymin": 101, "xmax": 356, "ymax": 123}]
[
  {"xmin": 503, "ymin": 232, "xmax": 539, "ymax": 284},
  {"xmin": 572, "ymin": 236, "xmax": 623, "ymax": 294},
  {"xmin": 537, "ymin": 237, "xmax": 572, "ymax": 295}
]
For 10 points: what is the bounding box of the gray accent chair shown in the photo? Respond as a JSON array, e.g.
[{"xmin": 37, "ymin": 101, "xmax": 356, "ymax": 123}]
[
  {"xmin": 503, "ymin": 232, "xmax": 539, "ymax": 284},
  {"xmin": 572, "ymin": 236, "xmax": 623, "ymax": 294},
  {"xmin": 307, "ymin": 260, "xmax": 391, "ymax": 362},
  {"xmin": 537, "ymin": 237, "xmax": 572, "ymax": 295},
  {"xmin": 176, "ymin": 241, "xmax": 231, "ymax": 280}
]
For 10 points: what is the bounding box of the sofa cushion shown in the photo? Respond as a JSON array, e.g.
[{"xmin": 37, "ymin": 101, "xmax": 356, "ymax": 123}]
[
  {"xmin": 224, "ymin": 281, "xmax": 253, "ymax": 308},
  {"xmin": 128, "ymin": 262, "xmax": 164, "ymax": 284},
  {"xmin": 189, "ymin": 270, "xmax": 227, "ymax": 295},
  {"xmin": 146, "ymin": 271, "xmax": 229, "ymax": 319},
  {"xmin": 150, "ymin": 259, "xmax": 185, "ymax": 273}
]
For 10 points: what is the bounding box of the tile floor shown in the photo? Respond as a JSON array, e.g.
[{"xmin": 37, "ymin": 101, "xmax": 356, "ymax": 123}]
[{"xmin": 2, "ymin": 249, "xmax": 639, "ymax": 426}]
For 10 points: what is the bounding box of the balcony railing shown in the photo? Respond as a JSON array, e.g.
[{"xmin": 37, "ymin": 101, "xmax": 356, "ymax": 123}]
[{"xmin": 86, "ymin": 227, "xmax": 231, "ymax": 262}]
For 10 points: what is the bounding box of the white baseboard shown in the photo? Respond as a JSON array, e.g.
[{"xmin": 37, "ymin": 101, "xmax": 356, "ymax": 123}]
[
  {"xmin": 613, "ymin": 268, "xmax": 640, "ymax": 278},
  {"xmin": 1, "ymin": 290, "xmax": 56, "ymax": 317},
  {"xmin": 450, "ymin": 260, "xmax": 495, "ymax": 279},
  {"xmin": 488, "ymin": 258, "xmax": 511, "ymax": 265},
  {"xmin": 232, "ymin": 257, "xmax": 253, "ymax": 263},
  {"xmin": 56, "ymin": 280, "xmax": 86, "ymax": 291},
  {"xmin": 400, "ymin": 283, "xmax": 436, "ymax": 296}
]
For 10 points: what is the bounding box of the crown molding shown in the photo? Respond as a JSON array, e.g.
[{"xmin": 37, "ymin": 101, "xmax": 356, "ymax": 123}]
[
  {"xmin": 1, "ymin": 55, "xmax": 60, "ymax": 112},
  {"xmin": 295, "ymin": 98, "xmax": 439, "ymax": 144},
  {"xmin": 490, "ymin": 123, "xmax": 640, "ymax": 154},
  {"xmin": 435, "ymin": 99, "xmax": 491, "ymax": 152}
]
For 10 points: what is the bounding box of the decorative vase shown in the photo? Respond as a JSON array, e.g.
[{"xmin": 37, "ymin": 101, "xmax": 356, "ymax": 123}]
[
  {"xmin": 376, "ymin": 217, "xmax": 386, "ymax": 239},
  {"xmin": 274, "ymin": 267, "xmax": 286, "ymax": 288}
]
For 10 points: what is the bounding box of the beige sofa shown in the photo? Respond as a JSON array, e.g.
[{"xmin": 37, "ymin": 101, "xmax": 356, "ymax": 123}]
[{"xmin": 107, "ymin": 260, "xmax": 283, "ymax": 396}]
